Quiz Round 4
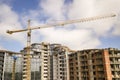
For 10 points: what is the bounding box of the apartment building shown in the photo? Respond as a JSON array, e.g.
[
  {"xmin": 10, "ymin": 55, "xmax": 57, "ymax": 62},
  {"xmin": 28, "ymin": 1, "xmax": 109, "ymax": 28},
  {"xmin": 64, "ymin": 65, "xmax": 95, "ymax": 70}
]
[
  {"xmin": 0, "ymin": 42, "xmax": 51, "ymax": 80},
  {"xmin": 69, "ymin": 48, "xmax": 120, "ymax": 80},
  {"xmin": 52, "ymin": 45, "xmax": 74, "ymax": 80},
  {"xmin": 21, "ymin": 42, "xmax": 63, "ymax": 80},
  {"xmin": 0, "ymin": 50, "xmax": 43, "ymax": 80},
  {"xmin": 21, "ymin": 42, "xmax": 51, "ymax": 80},
  {"xmin": 0, "ymin": 50, "xmax": 23, "ymax": 80},
  {"xmin": 69, "ymin": 52, "xmax": 79, "ymax": 80},
  {"xmin": 0, "ymin": 42, "xmax": 65, "ymax": 80},
  {"xmin": 1, "ymin": 43, "xmax": 120, "ymax": 80}
]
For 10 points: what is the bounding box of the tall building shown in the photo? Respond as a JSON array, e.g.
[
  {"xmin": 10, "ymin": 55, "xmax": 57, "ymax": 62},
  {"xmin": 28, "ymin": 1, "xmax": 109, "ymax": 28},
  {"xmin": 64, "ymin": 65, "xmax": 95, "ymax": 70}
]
[
  {"xmin": 21, "ymin": 42, "xmax": 66, "ymax": 80},
  {"xmin": 0, "ymin": 42, "xmax": 68, "ymax": 80},
  {"xmin": 0, "ymin": 43, "xmax": 120, "ymax": 80},
  {"xmin": 21, "ymin": 42, "xmax": 51, "ymax": 80},
  {"xmin": 0, "ymin": 42, "xmax": 53, "ymax": 80},
  {"xmin": 69, "ymin": 48, "xmax": 120, "ymax": 80},
  {"xmin": 20, "ymin": 42, "xmax": 75, "ymax": 80},
  {"xmin": 52, "ymin": 45, "xmax": 74, "ymax": 80},
  {"xmin": 0, "ymin": 50, "xmax": 23, "ymax": 80},
  {"xmin": 69, "ymin": 52, "xmax": 79, "ymax": 80}
]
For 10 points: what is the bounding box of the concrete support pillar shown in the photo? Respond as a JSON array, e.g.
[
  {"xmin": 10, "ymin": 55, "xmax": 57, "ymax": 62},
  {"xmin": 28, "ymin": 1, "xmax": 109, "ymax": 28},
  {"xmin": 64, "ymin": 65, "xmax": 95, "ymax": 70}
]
[
  {"xmin": 102, "ymin": 50, "xmax": 112, "ymax": 80},
  {"xmin": 87, "ymin": 52, "xmax": 94, "ymax": 80}
]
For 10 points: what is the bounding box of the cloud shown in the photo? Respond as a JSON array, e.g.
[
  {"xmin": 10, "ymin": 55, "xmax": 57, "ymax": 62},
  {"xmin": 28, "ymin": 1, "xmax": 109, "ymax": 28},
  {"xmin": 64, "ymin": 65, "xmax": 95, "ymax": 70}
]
[
  {"xmin": 112, "ymin": 23, "xmax": 120, "ymax": 36},
  {"xmin": 112, "ymin": 12, "xmax": 120, "ymax": 36},
  {"xmin": 0, "ymin": 0, "xmax": 120, "ymax": 51},
  {"xmin": 25, "ymin": 0, "xmax": 119, "ymax": 50},
  {"xmin": 67, "ymin": 0, "xmax": 118, "ymax": 36},
  {"xmin": 34, "ymin": 0, "xmax": 119, "ymax": 50},
  {"xmin": 0, "ymin": 3, "xmax": 26, "ymax": 45},
  {"xmin": 40, "ymin": 0, "xmax": 65, "ymax": 20},
  {"xmin": 39, "ymin": 28, "xmax": 100, "ymax": 50}
]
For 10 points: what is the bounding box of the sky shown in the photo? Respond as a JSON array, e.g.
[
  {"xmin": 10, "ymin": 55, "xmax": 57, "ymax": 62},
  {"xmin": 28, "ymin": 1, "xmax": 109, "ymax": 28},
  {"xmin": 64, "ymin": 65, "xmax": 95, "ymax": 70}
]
[{"xmin": 0, "ymin": 0, "xmax": 120, "ymax": 52}]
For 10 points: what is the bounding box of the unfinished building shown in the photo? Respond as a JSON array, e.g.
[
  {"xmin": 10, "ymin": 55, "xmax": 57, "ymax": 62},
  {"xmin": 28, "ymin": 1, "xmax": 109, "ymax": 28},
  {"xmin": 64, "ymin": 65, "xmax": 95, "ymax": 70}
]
[
  {"xmin": 21, "ymin": 42, "xmax": 52, "ymax": 80},
  {"xmin": 52, "ymin": 45, "xmax": 74, "ymax": 80},
  {"xmin": 69, "ymin": 48, "xmax": 120, "ymax": 80},
  {"xmin": 0, "ymin": 42, "xmax": 70, "ymax": 80},
  {"xmin": 0, "ymin": 50, "xmax": 23, "ymax": 80},
  {"xmin": 21, "ymin": 42, "xmax": 67, "ymax": 80},
  {"xmin": 0, "ymin": 42, "xmax": 53, "ymax": 80},
  {"xmin": 69, "ymin": 52, "xmax": 79, "ymax": 80},
  {"xmin": 0, "ymin": 45, "xmax": 120, "ymax": 80}
]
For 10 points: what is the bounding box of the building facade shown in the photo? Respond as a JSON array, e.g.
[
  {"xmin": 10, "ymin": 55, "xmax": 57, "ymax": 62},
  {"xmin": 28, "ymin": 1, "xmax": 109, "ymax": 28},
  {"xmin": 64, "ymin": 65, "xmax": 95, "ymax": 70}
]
[
  {"xmin": 53, "ymin": 46, "xmax": 73, "ymax": 80},
  {"xmin": 0, "ymin": 44, "xmax": 120, "ymax": 80},
  {"xmin": 21, "ymin": 42, "xmax": 51, "ymax": 80},
  {"xmin": 0, "ymin": 42, "xmax": 68, "ymax": 80},
  {"xmin": 21, "ymin": 42, "xmax": 67, "ymax": 80},
  {"xmin": 0, "ymin": 50, "xmax": 23, "ymax": 80},
  {"xmin": 69, "ymin": 48, "xmax": 120, "ymax": 80}
]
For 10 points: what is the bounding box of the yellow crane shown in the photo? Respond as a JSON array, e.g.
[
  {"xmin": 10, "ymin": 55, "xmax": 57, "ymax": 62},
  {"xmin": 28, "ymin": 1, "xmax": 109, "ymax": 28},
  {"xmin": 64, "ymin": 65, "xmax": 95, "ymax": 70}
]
[{"xmin": 7, "ymin": 13, "xmax": 116, "ymax": 80}]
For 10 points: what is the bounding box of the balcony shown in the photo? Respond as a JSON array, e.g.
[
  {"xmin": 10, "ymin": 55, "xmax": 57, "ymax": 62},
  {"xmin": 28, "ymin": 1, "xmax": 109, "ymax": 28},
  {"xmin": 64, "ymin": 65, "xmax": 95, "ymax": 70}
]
[
  {"xmin": 111, "ymin": 68, "xmax": 120, "ymax": 71},
  {"xmin": 112, "ymin": 75, "xmax": 120, "ymax": 78},
  {"xmin": 97, "ymin": 68, "xmax": 104, "ymax": 71},
  {"xmin": 98, "ymin": 75, "xmax": 105, "ymax": 78},
  {"xmin": 0, "ymin": 57, "xmax": 4, "ymax": 60},
  {"xmin": 109, "ymin": 55, "xmax": 120, "ymax": 58},
  {"xmin": 110, "ymin": 61, "xmax": 120, "ymax": 64}
]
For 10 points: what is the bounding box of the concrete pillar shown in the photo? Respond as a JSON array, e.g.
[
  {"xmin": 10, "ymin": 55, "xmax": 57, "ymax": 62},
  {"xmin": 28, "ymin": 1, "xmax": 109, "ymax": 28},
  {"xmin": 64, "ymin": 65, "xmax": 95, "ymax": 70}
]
[
  {"xmin": 102, "ymin": 50, "xmax": 112, "ymax": 80},
  {"xmin": 87, "ymin": 52, "xmax": 94, "ymax": 80}
]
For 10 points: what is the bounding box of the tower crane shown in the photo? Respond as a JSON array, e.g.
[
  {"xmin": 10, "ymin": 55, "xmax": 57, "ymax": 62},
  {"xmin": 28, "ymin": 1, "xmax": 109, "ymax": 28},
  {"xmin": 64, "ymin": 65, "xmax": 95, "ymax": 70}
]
[{"xmin": 6, "ymin": 13, "xmax": 116, "ymax": 80}]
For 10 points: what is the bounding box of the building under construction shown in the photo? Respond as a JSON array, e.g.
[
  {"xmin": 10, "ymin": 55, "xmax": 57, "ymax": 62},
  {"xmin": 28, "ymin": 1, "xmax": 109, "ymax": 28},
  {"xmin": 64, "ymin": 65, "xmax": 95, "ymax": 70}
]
[
  {"xmin": 0, "ymin": 42, "xmax": 72, "ymax": 80},
  {"xmin": 0, "ymin": 42, "xmax": 52, "ymax": 80},
  {"xmin": 0, "ymin": 50, "xmax": 23, "ymax": 80},
  {"xmin": 5, "ymin": 13, "xmax": 116, "ymax": 80},
  {"xmin": 21, "ymin": 42, "xmax": 62, "ymax": 80},
  {"xmin": 52, "ymin": 45, "xmax": 74, "ymax": 80},
  {"xmin": 69, "ymin": 48, "xmax": 120, "ymax": 80},
  {"xmin": 0, "ymin": 43, "xmax": 120, "ymax": 80}
]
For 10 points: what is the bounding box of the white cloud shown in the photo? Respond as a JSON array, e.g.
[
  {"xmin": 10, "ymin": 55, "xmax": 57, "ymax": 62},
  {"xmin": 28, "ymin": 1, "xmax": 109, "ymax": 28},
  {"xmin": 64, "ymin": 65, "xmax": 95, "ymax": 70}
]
[
  {"xmin": 0, "ymin": 0, "xmax": 120, "ymax": 51},
  {"xmin": 68, "ymin": 0, "xmax": 96, "ymax": 18},
  {"xmin": 112, "ymin": 12, "xmax": 120, "ymax": 36},
  {"xmin": 68, "ymin": 0, "xmax": 119, "ymax": 36},
  {"xmin": 34, "ymin": 0, "xmax": 119, "ymax": 50},
  {"xmin": 37, "ymin": 27, "xmax": 100, "ymax": 50},
  {"xmin": 93, "ymin": 0, "xmax": 120, "ymax": 36},
  {"xmin": 40, "ymin": 0, "xmax": 65, "ymax": 20},
  {"xmin": 0, "ymin": 3, "xmax": 26, "ymax": 45},
  {"xmin": 112, "ymin": 23, "xmax": 120, "ymax": 36}
]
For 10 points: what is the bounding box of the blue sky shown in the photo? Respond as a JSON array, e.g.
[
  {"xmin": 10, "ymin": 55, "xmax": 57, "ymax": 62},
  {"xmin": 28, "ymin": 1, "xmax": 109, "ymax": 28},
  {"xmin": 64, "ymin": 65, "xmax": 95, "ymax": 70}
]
[
  {"xmin": 12, "ymin": 0, "xmax": 39, "ymax": 13},
  {"xmin": 0, "ymin": 0, "xmax": 120, "ymax": 52}
]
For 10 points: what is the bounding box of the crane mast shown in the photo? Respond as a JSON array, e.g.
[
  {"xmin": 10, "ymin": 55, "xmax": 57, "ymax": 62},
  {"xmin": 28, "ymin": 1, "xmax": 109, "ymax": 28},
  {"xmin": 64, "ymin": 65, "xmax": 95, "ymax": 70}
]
[
  {"xmin": 22, "ymin": 20, "xmax": 31, "ymax": 80},
  {"xmin": 6, "ymin": 13, "xmax": 116, "ymax": 80}
]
